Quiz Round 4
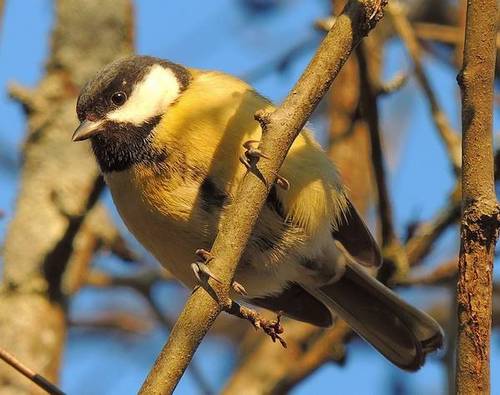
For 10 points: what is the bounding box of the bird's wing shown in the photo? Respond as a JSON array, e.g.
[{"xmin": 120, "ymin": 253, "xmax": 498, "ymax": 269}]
[
  {"xmin": 332, "ymin": 199, "xmax": 382, "ymax": 268},
  {"xmin": 276, "ymin": 130, "xmax": 381, "ymax": 268}
]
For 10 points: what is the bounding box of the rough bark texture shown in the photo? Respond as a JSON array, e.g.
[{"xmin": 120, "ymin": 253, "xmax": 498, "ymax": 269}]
[
  {"xmin": 139, "ymin": 1, "xmax": 387, "ymax": 394},
  {"xmin": 455, "ymin": 0, "xmax": 500, "ymax": 393},
  {"xmin": 0, "ymin": 1, "xmax": 133, "ymax": 393}
]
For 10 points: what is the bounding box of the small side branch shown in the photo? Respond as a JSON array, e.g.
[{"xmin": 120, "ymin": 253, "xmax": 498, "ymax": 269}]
[{"xmin": 223, "ymin": 301, "xmax": 286, "ymax": 347}]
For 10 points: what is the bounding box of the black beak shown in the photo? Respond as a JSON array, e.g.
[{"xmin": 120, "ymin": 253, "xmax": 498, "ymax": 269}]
[{"xmin": 72, "ymin": 119, "xmax": 104, "ymax": 142}]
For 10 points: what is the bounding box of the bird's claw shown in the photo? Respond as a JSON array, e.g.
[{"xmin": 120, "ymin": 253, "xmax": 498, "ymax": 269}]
[
  {"xmin": 192, "ymin": 248, "xmax": 221, "ymax": 284},
  {"xmin": 240, "ymin": 140, "xmax": 290, "ymax": 190},
  {"xmin": 243, "ymin": 140, "xmax": 270, "ymax": 160},
  {"xmin": 191, "ymin": 261, "xmax": 222, "ymax": 284},
  {"xmin": 273, "ymin": 173, "xmax": 290, "ymax": 190},
  {"xmin": 232, "ymin": 281, "xmax": 248, "ymax": 296},
  {"xmin": 192, "ymin": 249, "xmax": 248, "ymax": 295},
  {"xmin": 195, "ymin": 248, "xmax": 214, "ymax": 263},
  {"xmin": 240, "ymin": 140, "xmax": 269, "ymax": 170}
]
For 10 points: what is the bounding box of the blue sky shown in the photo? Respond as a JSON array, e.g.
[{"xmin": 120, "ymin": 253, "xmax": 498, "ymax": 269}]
[{"xmin": 0, "ymin": 1, "xmax": 498, "ymax": 394}]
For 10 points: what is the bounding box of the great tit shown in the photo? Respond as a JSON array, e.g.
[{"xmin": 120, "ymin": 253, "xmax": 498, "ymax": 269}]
[{"xmin": 73, "ymin": 55, "xmax": 443, "ymax": 371}]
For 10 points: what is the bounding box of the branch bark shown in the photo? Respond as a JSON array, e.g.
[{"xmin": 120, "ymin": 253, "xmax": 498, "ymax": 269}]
[
  {"xmin": 0, "ymin": 1, "xmax": 133, "ymax": 393},
  {"xmin": 455, "ymin": 0, "xmax": 499, "ymax": 393},
  {"xmin": 138, "ymin": 1, "xmax": 387, "ymax": 393}
]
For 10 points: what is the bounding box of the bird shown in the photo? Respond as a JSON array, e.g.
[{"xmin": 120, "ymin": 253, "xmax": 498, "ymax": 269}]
[{"xmin": 72, "ymin": 55, "xmax": 443, "ymax": 371}]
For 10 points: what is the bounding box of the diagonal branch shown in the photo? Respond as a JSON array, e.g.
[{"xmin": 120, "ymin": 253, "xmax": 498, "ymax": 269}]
[
  {"xmin": 270, "ymin": 321, "xmax": 351, "ymax": 394},
  {"xmin": 388, "ymin": 2, "xmax": 462, "ymax": 175},
  {"xmin": 138, "ymin": 1, "xmax": 388, "ymax": 393},
  {"xmin": 0, "ymin": 348, "xmax": 65, "ymax": 395}
]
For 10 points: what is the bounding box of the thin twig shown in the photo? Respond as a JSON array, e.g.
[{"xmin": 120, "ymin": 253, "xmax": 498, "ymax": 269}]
[
  {"xmin": 356, "ymin": 43, "xmax": 396, "ymax": 247},
  {"xmin": 405, "ymin": 194, "xmax": 461, "ymax": 266},
  {"xmin": 357, "ymin": 42, "xmax": 409, "ymax": 282},
  {"xmin": 241, "ymin": 36, "xmax": 320, "ymax": 83},
  {"xmin": 388, "ymin": 2, "xmax": 462, "ymax": 175},
  {"xmin": 414, "ymin": 23, "xmax": 500, "ymax": 50},
  {"xmin": 0, "ymin": 348, "xmax": 65, "ymax": 395},
  {"xmin": 397, "ymin": 259, "xmax": 457, "ymax": 286},
  {"xmin": 138, "ymin": 2, "xmax": 387, "ymax": 393},
  {"xmin": 376, "ymin": 71, "xmax": 409, "ymax": 96}
]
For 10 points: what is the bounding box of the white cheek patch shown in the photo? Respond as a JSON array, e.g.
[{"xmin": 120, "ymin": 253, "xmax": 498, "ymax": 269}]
[{"xmin": 107, "ymin": 64, "xmax": 181, "ymax": 125}]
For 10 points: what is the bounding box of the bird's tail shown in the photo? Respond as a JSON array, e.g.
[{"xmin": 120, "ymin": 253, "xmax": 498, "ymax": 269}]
[{"xmin": 305, "ymin": 264, "xmax": 444, "ymax": 371}]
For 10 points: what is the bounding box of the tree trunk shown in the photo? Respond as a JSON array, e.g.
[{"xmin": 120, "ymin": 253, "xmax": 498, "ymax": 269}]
[
  {"xmin": 0, "ymin": 1, "xmax": 133, "ymax": 393},
  {"xmin": 455, "ymin": 0, "xmax": 499, "ymax": 393}
]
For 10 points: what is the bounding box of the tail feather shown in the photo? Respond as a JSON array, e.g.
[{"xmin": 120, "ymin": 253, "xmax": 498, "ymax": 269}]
[{"xmin": 305, "ymin": 264, "xmax": 443, "ymax": 371}]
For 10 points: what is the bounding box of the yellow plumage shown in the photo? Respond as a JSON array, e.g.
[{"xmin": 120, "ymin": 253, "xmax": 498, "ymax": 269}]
[
  {"xmin": 105, "ymin": 69, "xmax": 348, "ymax": 295},
  {"xmin": 74, "ymin": 56, "xmax": 443, "ymax": 370}
]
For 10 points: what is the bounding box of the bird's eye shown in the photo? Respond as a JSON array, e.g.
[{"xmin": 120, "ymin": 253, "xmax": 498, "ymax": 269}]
[{"xmin": 111, "ymin": 91, "xmax": 127, "ymax": 106}]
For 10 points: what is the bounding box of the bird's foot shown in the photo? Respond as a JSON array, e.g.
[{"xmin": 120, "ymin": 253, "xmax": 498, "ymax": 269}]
[{"xmin": 239, "ymin": 140, "xmax": 290, "ymax": 190}]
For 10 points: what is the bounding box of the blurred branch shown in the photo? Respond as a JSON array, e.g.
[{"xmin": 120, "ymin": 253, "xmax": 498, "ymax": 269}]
[
  {"xmin": 222, "ymin": 320, "xmax": 318, "ymax": 395},
  {"xmin": 70, "ymin": 312, "xmax": 154, "ymax": 335},
  {"xmin": 405, "ymin": 192, "xmax": 461, "ymax": 266},
  {"xmin": 357, "ymin": 42, "xmax": 410, "ymax": 283},
  {"xmin": 86, "ymin": 269, "xmax": 175, "ymax": 327},
  {"xmin": 455, "ymin": 0, "xmax": 499, "ymax": 392},
  {"xmin": 414, "ymin": 23, "xmax": 500, "ymax": 50},
  {"xmin": 388, "ymin": 2, "xmax": 462, "ymax": 176},
  {"xmin": 242, "ymin": 35, "xmax": 320, "ymax": 83},
  {"xmin": 85, "ymin": 269, "xmax": 213, "ymax": 394},
  {"xmin": 271, "ymin": 321, "xmax": 350, "ymax": 394},
  {"xmin": 62, "ymin": 204, "xmax": 138, "ymax": 295},
  {"xmin": 376, "ymin": 71, "xmax": 408, "ymax": 96},
  {"xmin": 138, "ymin": 2, "xmax": 388, "ymax": 394},
  {"xmin": 357, "ymin": 43, "xmax": 396, "ymax": 247},
  {"xmin": 397, "ymin": 258, "xmax": 457, "ymax": 286}
]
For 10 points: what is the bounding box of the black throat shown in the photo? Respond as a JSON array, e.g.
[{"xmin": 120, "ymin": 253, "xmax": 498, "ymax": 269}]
[{"xmin": 91, "ymin": 115, "xmax": 166, "ymax": 173}]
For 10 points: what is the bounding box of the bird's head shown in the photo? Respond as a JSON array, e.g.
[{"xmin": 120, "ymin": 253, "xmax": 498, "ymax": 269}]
[{"xmin": 73, "ymin": 55, "xmax": 190, "ymax": 172}]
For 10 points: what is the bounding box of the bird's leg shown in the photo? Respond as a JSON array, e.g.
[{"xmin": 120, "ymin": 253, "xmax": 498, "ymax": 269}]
[
  {"xmin": 192, "ymin": 249, "xmax": 248, "ymax": 295},
  {"xmin": 240, "ymin": 140, "xmax": 290, "ymax": 190}
]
